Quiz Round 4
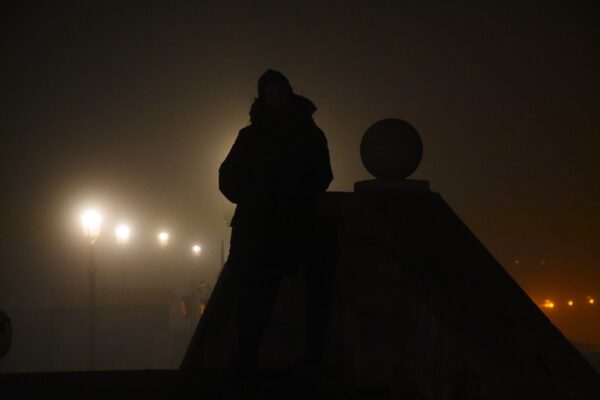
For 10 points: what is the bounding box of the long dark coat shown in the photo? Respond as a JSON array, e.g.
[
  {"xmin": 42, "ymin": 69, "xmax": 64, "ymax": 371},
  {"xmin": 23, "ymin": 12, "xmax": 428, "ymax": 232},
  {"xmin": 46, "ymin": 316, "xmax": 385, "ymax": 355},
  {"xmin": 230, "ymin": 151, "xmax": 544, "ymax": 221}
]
[
  {"xmin": 181, "ymin": 95, "xmax": 334, "ymax": 369},
  {"xmin": 219, "ymin": 94, "xmax": 333, "ymax": 272}
]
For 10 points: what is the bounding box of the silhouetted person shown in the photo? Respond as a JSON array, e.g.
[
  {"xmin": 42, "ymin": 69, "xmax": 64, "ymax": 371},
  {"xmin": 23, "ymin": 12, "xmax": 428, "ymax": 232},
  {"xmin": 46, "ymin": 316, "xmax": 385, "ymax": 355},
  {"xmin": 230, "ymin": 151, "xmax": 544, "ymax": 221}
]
[{"xmin": 219, "ymin": 70, "xmax": 335, "ymax": 386}]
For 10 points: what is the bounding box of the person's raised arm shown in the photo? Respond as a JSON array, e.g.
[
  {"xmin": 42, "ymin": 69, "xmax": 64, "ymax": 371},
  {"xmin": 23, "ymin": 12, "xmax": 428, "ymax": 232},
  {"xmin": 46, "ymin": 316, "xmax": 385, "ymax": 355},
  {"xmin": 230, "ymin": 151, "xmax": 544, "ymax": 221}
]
[
  {"xmin": 309, "ymin": 127, "xmax": 333, "ymax": 193},
  {"xmin": 218, "ymin": 129, "xmax": 252, "ymax": 204}
]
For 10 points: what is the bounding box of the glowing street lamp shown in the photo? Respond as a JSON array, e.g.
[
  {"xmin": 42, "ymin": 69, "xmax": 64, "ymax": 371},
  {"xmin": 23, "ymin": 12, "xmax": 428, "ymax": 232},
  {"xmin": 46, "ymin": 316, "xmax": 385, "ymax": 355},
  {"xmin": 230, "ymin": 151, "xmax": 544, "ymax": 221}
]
[
  {"xmin": 115, "ymin": 224, "xmax": 131, "ymax": 246},
  {"xmin": 80, "ymin": 208, "xmax": 102, "ymax": 370},
  {"xmin": 81, "ymin": 209, "xmax": 102, "ymax": 244},
  {"xmin": 191, "ymin": 244, "xmax": 202, "ymax": 257},
  {"xmin": 158, "ymin": 231, "xmax": 170, "ymax": 247},
  {"xmin": 588, "ymin": 296, "xmax": 595, "ymax": 305},
  {"xmin": 567, "ymin": 300, "xmax": 574, "ymax": 307}
]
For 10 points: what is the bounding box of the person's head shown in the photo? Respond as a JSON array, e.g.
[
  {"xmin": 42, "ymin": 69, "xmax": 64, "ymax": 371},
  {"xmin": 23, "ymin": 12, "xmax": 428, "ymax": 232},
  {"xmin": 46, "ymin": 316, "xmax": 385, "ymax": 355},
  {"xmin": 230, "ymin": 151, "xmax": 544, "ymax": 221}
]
[{"xmin": 258, "ymin": 69, "xmax": 293, "ymax": 110}]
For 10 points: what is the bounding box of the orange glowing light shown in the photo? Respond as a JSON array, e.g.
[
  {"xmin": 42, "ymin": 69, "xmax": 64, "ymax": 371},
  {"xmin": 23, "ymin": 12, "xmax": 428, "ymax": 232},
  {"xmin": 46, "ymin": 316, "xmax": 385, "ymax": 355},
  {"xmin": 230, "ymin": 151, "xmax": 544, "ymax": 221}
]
[
  {"xmin": 542, "ymin": 300, "xmax": 555, "ymax": 309},
  {"xmin": 567, "ymin": 300, "xmax": 574, "ymax": 306},
  {"xmin": 588, "ymin": 298, "xmax": 595, "ymax": 305}
]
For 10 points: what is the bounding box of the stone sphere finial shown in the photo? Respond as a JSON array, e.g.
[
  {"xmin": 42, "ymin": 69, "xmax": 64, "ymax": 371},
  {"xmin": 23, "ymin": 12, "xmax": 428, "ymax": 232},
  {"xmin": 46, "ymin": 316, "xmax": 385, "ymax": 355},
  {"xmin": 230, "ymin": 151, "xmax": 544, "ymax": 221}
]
[{"xmin": 360, "ymin": 118, "xmax": 423, "ymax": 180}]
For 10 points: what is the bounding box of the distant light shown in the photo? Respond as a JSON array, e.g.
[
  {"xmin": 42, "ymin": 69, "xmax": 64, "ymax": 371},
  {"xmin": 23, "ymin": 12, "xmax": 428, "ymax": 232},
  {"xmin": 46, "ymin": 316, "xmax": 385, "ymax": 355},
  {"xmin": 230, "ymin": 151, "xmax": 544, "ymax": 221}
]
[
  {"xmin": 588, "ymin": 297, "xmax": 595, "ymax": 305},
  {"xmin": 567, "ymin": 300, "xmax": 574, "ymax": 307},
  {"xmin": 115, "ymin": 224, "xmax": 131, "ymax": 245},
  {"xmin": 514, "ymin": 259, "xmax": 520, "ymax": 264},
  {"xmin": 192, "ymin": 244, "xmax": 202, "ymax": 256},
  {"xmin": 81, "ymin": 209, "xmax": 102, "ymax": 243},
  {"xmin": 539, "ymin": 260, "xmax": 545, "ymax": 265},
  {"xmin": 542, "ymin": 299, "xmax": 555, "ymax": 309},
  {"xmin": 158, "ymin": 231, "xmax": 170, "ymax": 247}
]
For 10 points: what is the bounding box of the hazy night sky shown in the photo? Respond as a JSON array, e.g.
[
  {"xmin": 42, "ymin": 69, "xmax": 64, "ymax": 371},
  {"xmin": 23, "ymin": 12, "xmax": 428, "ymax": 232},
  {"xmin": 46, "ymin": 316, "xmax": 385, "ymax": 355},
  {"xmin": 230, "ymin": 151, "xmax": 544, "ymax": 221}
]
[{"xmin": 1, "ymin": 1, "xmax": 598, "ymax": 313}]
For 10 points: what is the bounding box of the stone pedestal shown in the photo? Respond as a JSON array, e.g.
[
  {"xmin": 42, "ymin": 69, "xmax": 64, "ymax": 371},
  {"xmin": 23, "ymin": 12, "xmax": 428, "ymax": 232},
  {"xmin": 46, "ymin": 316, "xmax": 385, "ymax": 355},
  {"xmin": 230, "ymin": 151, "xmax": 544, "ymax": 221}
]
[
  {"xmin": 182, "ymin": 118, "xmax": 599, "ymax": 399},
  {"xmin": 324, "ymin": 187, "xmax": 598, "ymax": 399}
]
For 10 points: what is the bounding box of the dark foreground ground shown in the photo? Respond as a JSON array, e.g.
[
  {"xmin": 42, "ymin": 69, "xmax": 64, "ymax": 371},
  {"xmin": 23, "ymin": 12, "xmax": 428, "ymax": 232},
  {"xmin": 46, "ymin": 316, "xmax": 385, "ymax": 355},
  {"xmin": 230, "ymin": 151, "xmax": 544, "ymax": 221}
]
[
  {"xmin": 2, "ymin": 350, "xmax": 597, "ymax": 399},
  {"xmin": 1, "ymin": 368, "xmax": 599, "ymax": 399},
  {"xmin": 0, "ymin": 368, "xmax": 370, "ymax": 400}
]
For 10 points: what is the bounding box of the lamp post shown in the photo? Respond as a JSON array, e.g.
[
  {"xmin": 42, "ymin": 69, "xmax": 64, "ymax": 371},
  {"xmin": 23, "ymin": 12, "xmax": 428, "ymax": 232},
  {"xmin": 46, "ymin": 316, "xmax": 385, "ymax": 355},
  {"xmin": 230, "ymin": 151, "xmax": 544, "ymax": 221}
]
[
  {"xmin": 115, "ymin": 224, "xmax": 130, "ymax": 289},
  {"xmin": 156, "ymin": 231, "xmax": 170, "ymax": 287},
  {"xmin": 81, "ymin": 209, "xmax": 102, "ymax": 370},
  {"xmin": 190, "ymin": 244, "xmax": 204, "ymax": 328},
  {"xmin": 191, "ymin": 244, "xmax": 202, "ymax": 290},
  {"xmin": 115, "ymin": 223, "xmax": 130, "ymax": 369}
]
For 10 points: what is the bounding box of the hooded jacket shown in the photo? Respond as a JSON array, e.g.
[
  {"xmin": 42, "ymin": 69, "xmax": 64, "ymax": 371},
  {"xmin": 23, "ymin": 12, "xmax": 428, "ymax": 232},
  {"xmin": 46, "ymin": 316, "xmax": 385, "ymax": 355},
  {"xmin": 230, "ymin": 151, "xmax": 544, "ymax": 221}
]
[{"xmin": 219, "ymin": 94, "xmax": 333, "ymax": 230}]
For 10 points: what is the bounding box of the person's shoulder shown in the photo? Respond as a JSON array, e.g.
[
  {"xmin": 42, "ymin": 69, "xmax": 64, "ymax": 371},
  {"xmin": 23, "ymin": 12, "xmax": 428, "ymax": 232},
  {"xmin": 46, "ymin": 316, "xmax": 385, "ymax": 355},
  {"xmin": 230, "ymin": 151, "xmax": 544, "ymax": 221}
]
[
  {"xmin": 236, "ymin": 125, "xmax": 258, "ymax": 140},
  {"xmin": 303, "ymin": 121, "xmax": 327, "ymax": 145},
  {"xmin": 240, "ymin": 124, "xmax": 258, "ymax": 134},
  {"xmin": 292, "ymin": 94, "xmax": 317, "ymax": 114},
  {"xmin": 290, "ymin": 95, "xmax": 325, "ymax": 135}
]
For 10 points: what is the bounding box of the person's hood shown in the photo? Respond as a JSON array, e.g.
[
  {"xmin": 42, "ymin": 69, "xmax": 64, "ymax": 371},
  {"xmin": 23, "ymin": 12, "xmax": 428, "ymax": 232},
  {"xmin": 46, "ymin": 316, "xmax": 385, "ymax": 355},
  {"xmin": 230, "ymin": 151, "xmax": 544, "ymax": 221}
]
[{"xmin": 250, "ymin": 94, "xmax": 316, "ymax": 125}]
